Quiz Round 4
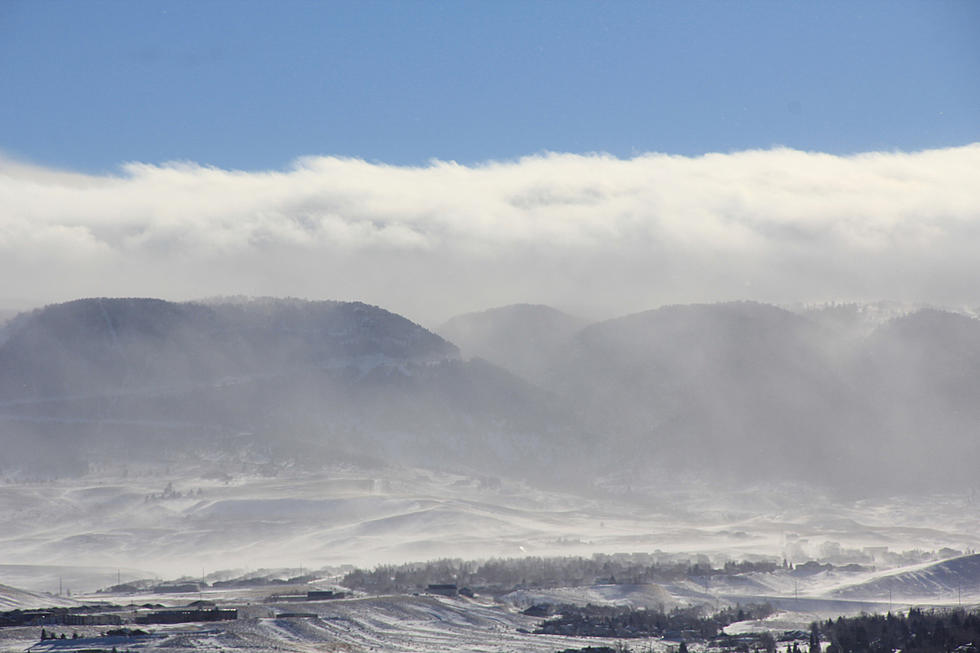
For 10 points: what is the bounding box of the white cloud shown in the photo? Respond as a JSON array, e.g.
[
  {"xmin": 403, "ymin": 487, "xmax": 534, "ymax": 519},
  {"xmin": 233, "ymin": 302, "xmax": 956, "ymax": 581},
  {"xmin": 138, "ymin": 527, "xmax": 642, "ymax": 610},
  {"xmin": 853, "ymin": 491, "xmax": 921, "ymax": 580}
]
[{"xmin": 1, "ymin": 145, "xmax": 978, "ymax": 322}]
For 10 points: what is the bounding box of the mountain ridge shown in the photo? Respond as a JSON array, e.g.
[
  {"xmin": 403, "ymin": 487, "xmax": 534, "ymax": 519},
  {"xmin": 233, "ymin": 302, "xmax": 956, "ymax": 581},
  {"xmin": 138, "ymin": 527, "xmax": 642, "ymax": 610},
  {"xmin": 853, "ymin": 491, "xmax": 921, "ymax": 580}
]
[{"xmin": 3, "ymin": 297, "xmax": 980, "ymax": 491}]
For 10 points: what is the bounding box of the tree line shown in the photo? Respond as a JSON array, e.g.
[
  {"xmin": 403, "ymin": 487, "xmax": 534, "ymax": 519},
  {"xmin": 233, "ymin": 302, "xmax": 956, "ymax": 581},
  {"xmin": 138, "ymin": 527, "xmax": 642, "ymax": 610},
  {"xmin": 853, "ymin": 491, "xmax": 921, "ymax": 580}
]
[
  {"xmin": 340, "ymin": 554, "xmax": 778, "ymax": 594},
  {"xmin": 818, "ymin": 608, "xmax": 980, "ymax": 653}
]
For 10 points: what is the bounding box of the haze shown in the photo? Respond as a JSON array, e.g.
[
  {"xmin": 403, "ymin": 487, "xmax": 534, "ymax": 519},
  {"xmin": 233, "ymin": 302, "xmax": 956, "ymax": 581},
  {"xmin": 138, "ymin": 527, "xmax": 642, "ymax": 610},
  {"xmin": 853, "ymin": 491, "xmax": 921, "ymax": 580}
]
[{"xmin": 1, "ymin": 3, "xmax": 979, "ymax": 652}]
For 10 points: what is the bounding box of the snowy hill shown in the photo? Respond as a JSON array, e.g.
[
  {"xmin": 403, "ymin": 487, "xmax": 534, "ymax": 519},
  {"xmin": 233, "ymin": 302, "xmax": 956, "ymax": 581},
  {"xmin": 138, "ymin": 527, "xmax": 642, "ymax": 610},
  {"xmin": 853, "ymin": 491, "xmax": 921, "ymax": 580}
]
[
  {"xmin": 833, "ymin": 554, "xmax": 980, "ymax": 602},
  {"xmin": 0, "ymin": 582, "xmax": 77, "ymax": 610}
]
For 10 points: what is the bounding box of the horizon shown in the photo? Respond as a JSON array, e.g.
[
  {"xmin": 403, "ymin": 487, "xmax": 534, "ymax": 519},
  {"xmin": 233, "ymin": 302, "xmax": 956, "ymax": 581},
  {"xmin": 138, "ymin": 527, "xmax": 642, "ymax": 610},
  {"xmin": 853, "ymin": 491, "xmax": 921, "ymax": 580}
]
[{"xmin": 1, "ymin": 294, "xmax": 975, "ymax": 335}]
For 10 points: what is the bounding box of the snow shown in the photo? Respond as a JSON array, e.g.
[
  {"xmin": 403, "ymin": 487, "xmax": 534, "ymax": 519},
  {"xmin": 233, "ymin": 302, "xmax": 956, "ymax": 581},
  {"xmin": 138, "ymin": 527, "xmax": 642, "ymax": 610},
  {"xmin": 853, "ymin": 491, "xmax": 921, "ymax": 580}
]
[
  {"xmin": 1, "ymin": 462, "xmax": 979, "ymax": 651},
  {"xmin": 1, "ymin": 463, "xmax": 978, "ymax": 587},
  {"xmin": 0, "ymin": 583, "xmax": 78, "ymax": 610}
]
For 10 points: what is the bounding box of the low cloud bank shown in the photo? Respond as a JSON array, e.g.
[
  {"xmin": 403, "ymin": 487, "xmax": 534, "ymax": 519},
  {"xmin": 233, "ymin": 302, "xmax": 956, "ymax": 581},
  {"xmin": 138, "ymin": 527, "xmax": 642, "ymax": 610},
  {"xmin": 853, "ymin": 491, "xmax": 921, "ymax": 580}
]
[{"xmin": 2, "ymin": 145, "xmax": 978, "ymax": 321}]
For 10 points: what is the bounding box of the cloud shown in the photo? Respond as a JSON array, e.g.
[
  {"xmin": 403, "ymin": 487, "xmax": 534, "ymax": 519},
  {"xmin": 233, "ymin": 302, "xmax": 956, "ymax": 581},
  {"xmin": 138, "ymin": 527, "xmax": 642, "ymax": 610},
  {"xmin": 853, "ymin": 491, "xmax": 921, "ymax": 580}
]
[{"xmin": 1, "ymin": 145, "xmax": 978, "ymax": 322}]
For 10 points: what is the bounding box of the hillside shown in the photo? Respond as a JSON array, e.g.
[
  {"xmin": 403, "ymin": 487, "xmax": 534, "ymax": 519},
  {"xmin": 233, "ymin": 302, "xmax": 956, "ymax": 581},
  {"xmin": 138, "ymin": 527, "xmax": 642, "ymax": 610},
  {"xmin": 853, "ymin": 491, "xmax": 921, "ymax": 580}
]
[
  {"xmin": 0, "ymin": 298, "xmax": 585, "ymax": 479},
  {"xmin": 438, "ymin": 304, "xmax": 587, "ymax": 384},
  {"xmin": 542, "ymin": 302, "xmax": 980, "ymax": 490},
  {"xmin": 545, "ymin": 302, "xmax": 852, "ymax": 482},
  {"xmin": 832, "ymin": 554, "xmax": 980, "ymax": 602},
  {"xmin": 0, "ymin": 297, "xmax": 457, "ymax": 401},
  {"xmin": 4, "ymin": 297, "xmax": 980, "ymax": 490},
  {"xmin": 0, "ymin": 583, "xmax": 76, "ymax": 610}
]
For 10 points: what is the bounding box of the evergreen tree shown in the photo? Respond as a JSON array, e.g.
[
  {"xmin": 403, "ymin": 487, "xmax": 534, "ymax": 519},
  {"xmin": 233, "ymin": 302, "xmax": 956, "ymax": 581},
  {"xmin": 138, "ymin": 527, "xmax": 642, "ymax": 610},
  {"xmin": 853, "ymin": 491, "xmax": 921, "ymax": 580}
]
[{"xmin": 809, "ymin": 622, "xmax": 821, "ymax": 653}]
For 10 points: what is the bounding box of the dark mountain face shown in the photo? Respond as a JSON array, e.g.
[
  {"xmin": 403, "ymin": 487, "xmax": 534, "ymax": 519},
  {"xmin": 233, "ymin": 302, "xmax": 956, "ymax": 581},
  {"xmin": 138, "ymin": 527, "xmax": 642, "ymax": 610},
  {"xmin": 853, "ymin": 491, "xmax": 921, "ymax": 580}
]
[
  {"xmin": 0, "ymin": 298, "xmax": 587, "ymax": 479},
  {"xmin": 438, "ymin": 304, "xmax": 587, "ymax": 384},
  {"xmin": 0, "ymin": 297, "xmax": 457, "ymax": 401}
]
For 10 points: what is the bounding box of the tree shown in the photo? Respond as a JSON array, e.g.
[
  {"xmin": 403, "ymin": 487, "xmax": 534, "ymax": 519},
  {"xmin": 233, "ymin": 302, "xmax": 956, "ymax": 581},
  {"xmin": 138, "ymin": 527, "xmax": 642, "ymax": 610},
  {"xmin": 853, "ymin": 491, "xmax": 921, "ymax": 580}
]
[
  {"xmin": 760, "ymin": 631, "xmax": 777, "ymax": 653},
  {"xmin": 809, "ymin": 621, "xmax": 821, "ymax": 653}
]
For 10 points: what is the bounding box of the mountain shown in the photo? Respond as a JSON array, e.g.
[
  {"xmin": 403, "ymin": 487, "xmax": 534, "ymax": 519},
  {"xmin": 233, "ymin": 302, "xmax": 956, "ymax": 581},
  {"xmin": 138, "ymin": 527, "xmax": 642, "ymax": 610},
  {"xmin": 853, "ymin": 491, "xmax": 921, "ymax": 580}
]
[
  {"xmin": 850, "ymin": 309, "xmax": 980, "ymax": 485},
  {"xmin": 5, "ymin": 297, "xmax": 980, "ymax": 491},
  {"xmin": 0, "ymin": 298, "xmax": 586, "ymax": 479},
  {"xmin": 438, "ymin": 304, "xmax": 587, "ymax": 384},
  {"xmin": 540, "ymin": 302, "xmax": 980, "ymax": 490},
  {"xmin": 0, "ymin": 297, "xmax": 456, "ymax": 401},
  {"xmin": 544, "ymin": 302, "xmax": 856, "ymax": 482}
]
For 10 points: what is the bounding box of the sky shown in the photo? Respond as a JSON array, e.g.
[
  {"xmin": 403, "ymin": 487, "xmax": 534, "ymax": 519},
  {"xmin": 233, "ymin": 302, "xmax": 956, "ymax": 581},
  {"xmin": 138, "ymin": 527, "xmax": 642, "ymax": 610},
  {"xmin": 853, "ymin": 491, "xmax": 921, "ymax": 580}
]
[{"xmin": 1, "ymin": 1, "xmax": 979, "ymax": 323}]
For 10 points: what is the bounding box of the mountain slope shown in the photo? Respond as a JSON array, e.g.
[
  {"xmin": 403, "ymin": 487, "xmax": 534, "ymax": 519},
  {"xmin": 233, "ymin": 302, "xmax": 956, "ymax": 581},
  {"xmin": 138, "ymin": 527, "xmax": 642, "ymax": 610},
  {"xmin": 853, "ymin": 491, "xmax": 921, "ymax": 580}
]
[
  {"xmin": 438, "ymin": 304, "xmax": 587, "ymax": 384},
  {"xmin": 0, "ymin": 298, "xmax": 587, "ymax": 479},
  {"xmin": 0, "ymin": 297, "xmax": 456, "ymax": 401},
  {"xmin": 545, "ymin": 302, "xmax": 850, "ymax": 476},
  {"xmin": 0, "ymin": 583, "xmax": 77, "ymax": 610},
  {"xmin": 5, "ymin": 297, "xmax": 980, "ymax": 490},
  {"xmin": 540, "ymin": 302, "xmax": 980, "ymax": 489},
  {"xmin": 833, "ymin": 554, "xmax": 980, "ymax": 602}
]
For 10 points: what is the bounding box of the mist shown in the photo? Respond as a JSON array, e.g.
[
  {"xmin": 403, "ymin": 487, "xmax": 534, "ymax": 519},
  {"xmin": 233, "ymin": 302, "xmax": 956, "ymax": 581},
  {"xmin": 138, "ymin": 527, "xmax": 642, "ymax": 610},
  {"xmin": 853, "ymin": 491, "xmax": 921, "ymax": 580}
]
[
  {"xmin": 3, "ymin": 144, "xmax": 980, "ymax": 323},
  {"xmin": 3, "ymin": 150, "xmax": 980, "ymax": 648}
]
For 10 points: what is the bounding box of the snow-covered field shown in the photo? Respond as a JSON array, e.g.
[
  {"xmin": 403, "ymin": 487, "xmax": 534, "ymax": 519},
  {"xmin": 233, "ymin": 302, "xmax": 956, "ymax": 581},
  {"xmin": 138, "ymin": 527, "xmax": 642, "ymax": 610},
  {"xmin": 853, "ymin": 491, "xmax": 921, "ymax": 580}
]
[
  {"xmin": 1, "ymin": 462, "xmax": 979, "ymax": 652},
  {"xmin": 2, "ymin": 463, "xmax": 978, "ymax": 584},
  {"xmin": 0, "ymin": 592, "xmax": 665, "ymax": 653}
]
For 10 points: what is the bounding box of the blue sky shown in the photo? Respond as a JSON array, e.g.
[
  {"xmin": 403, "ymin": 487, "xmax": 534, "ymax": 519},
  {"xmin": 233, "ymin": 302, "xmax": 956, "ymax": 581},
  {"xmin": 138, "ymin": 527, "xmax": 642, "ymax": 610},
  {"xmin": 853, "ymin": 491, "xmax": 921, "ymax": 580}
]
[{"xmin": 1, "ymin": 1, "xmax": 977, "ymax": 173}]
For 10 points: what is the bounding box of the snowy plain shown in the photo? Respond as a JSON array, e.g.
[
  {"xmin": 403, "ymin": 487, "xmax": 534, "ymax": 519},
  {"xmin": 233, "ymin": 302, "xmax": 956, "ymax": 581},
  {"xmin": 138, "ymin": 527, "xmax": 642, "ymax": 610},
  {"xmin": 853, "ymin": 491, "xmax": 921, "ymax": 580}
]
[{"xmin": 2, "ymin": 460, "xmax": 979, "ymax": 652}]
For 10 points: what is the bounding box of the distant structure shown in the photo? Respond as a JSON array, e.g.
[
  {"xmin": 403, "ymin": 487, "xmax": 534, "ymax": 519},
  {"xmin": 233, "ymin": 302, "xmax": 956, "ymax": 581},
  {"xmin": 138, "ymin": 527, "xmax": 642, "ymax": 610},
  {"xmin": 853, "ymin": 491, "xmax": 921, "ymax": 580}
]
[
  {"xmin": 265, "ymin": 590, "xmax": 349, "ymax": 603},
  {"xmin": 135, "ymin": 608, "xmax": 236, "ymax": 625},
  {"xmin": 426, "ymin": 584, "xmax": 458, "ymax": 597},
  {"xmin": 306, "ymin": 590, "xmax": 346, "ymax": 600},
  {"xmin": 0, "ymin": 610, "xmax": 122, "ymax": 627}
]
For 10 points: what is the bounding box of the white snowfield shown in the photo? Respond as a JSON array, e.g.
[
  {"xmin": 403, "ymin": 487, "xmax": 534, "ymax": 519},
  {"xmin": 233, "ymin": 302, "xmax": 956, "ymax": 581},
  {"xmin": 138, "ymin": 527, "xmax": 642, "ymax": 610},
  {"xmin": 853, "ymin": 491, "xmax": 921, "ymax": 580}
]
[
  {"xmin": 1, "ymin": 462, "xmax": 979, "ymax": 651},
  {"xmin": 2, "ymin": 594, "xmax": 661, "ymax": 653},
  {"xmin": 0, "ymin": 583, "xmax": 77, "ymax": 611},
  {"xmin": 2, "ymin": 463, "xmax": 978, "ymax": 582}
]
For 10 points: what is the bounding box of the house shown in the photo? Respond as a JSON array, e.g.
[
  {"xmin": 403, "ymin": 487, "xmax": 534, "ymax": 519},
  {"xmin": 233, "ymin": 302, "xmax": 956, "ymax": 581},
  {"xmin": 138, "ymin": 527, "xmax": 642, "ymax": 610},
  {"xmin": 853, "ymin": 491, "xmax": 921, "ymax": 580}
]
[
  {"xmin": 135, "ymin": 608, "xmax": 236, "ymax": 625},
  {"xmin": 426, "ymin": 584, "xmax": 458, "ymax": 597}
]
